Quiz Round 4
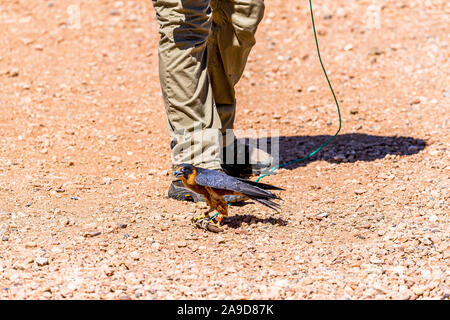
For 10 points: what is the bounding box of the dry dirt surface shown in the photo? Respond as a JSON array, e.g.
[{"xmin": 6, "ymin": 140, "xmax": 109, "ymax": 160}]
[{"xmin": 0, "ymin": 0, "xmax": 448, "ymax": 300}]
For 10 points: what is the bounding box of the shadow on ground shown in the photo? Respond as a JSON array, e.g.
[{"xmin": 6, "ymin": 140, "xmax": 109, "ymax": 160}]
[
  {"xmin": 243, "ymin": 133, "xmax": 426, "ymax": 170},
  {"xmin": 223, "ymin": 214, "xmax": 288, "ymax": 229}
]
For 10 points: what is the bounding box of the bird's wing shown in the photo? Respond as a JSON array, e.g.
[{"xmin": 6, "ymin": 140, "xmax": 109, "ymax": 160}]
[
  {"xmin": 236, "ymin": 178, "xmax": 284, "ymax": 191},
  {"xmin": 195, "ymin": 168, "xmax": 278, "ymax": 199}
]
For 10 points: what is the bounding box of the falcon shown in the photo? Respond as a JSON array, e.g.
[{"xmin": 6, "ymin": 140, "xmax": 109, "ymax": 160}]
[{"xmin": 174, "ymin": 163, "xmax": 283, "ymax": 232}]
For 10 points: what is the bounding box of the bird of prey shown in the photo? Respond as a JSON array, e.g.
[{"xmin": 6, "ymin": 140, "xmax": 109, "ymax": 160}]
[{"xmin": 174, "ymin": 163, "xmax": 283, "ymax": 232}]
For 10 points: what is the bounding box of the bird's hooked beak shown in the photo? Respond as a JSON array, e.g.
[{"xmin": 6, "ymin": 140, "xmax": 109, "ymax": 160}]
[{"xmin": 174, "ymin": 169, "xmax": 183, "ymax": 178}]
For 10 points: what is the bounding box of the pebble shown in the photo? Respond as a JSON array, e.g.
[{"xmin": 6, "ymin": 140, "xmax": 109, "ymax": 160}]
[
  {"xmin": 369, "ymin": 255, "xmax": 383, "ymax": 264},
  {"xmin": 369, "ymin": 47, "xmax": 385, "ymax": 56},
  {"xmin": 130, "ymin": 251, "xmax": 140, "ymax": 260},
  {"xmin": 25, "ymin": 242, "xmax": 37, "ymax": 248},
  {"xmin": 102, "ymin": 177, "xmax": 112, "ymax": 185},
  {"xmin": 177, "ymin": 241, "xmax": 187, "ymax": 248},
  {"xmin": 315, "ymin": 212, "xmax": 329, "ymax": 220},
  {"xmin": 35, "ymin": 257, "xmax": 49, "ymax": 266},
  {"xmin": 111, "ymin": 156, "xmax": 122, "ymax": 164},
  {"xmin": 344, "ymin": 44, "xmax": 353, "ymax": 51},
  {"xmin": 84, "ymin": 231, "xmax": 101, "ymax": 238},
  {"xmin": 9, "ymin": 68, "xmax": 19, "ymax": 77}
]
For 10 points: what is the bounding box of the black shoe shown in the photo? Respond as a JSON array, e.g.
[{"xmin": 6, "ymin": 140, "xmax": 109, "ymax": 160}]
[
  {"xmin": 168, "ymin": 180, "xmax": 247, "ymax": 203},
  {"xmin": 221, "ymin": 138, "xmax": 274, "ymax": 178}
]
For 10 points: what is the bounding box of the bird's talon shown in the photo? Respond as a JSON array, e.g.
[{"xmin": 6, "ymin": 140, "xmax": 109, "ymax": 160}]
[
  {"xmin": 191, "ymin": 214, "xmax": 207, "ymax": 224},
  {"xmin": 192, "ymin": 216, "xmax": 223, "ymax": 233}
]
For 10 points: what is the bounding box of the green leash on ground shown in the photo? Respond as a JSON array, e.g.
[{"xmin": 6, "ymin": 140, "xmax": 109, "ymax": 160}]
[
  {"xmin": 210, "ymin": 0, "xmax": 343, "ymax": 221},
  {"xmin": 256, "ymin": 0, "xmax": 342, "ymax": 182}
]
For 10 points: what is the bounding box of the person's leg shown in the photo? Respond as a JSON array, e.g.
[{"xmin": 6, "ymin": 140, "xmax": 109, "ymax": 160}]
[
  {"xmin": 208, "ymin": 0, "xmax": 271, "ymax": 175},
  {"xmin": 208, "ymin": 0, "xmax": 265, "ymax": 138},
  {"xmin": 153, "ymin": 0, "xmax": 223, "ymax": 171},
  {"xmin": 153, "ymin": 0, "xmax": 246, "ymax": 203}
]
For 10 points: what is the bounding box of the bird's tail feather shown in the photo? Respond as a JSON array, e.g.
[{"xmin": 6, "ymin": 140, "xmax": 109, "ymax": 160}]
[
  {"xmin": 250, "ymin": 196, "xmax": 281, "ymax": 212},
  {"xmin": 237, "ymin": 178, "xmax": 284, "ymax": 191}
]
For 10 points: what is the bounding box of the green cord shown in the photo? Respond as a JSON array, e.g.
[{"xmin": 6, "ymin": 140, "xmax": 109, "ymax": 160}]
[
  {"xmin": 210, "ymin": 0, "xmax": 342, "ymax": 220},
  {"xmin": 256, "ymin": 0, "xmax": 342, "ymax": 182}
]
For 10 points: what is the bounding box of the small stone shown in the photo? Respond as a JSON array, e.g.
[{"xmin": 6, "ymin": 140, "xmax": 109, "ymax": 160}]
[
  {"xmin": 102, "ymin": 177, "xmax": 112, "ymax": 185},
  {"xmin": 396, "ymin": 290, "xmax": 413, "ymax": 300},
  {"xmin": 25, "ymin": 242, "xmax": 37, "ymax": 248},
  {"xmin": 315, "ymin": 212, "xmax": 329, "ymax": 220},
  {"xmin": 354, "ymin": 189, "xmax": 367, "ymax": 195},
  {"xmin": 344, "ymin": 43, "xmax": 353, "ymax": 51},
  {"xmin": 104, "ymin": 267, "xmax": 115, "ymax": 277},
  {"xmin": 18, "ymin": 82, "xmax": 31, "ymax": 90},
  {"xmin": 157, "ymin": 170, "xmax": 168, "ymax": 176},
  {"xmin": 151, "ymin": 242, "xmax": 160, "ymax": 250},
  {"xmin": 369, "ymin": 255, "xmax": 383, "ymax": 264},
  {"xmin": 369, "ymin": 47, "xmax": 385, "ymax": 56},
  {"xmin": 9, "ymin": 68, "xmax": 19, "ymax": 77},
  {"xmin": 111, "ymin": 156, "xmax": 122, "ymax": 164},
  {"xmin": 35, "ymin": 257, "xmax": 49, "ymax": 266},
  {"xmin": 84, "ymin": 231, "xmax": 101, "ymax": 238},
  {"xmin": 2, "ymin": 236, "xmax": 8, "ymax": 241},
  {"xmin": 177, "ymin": 241, "xmax": 187, "ymax": 248},
  {"xmin": 130, "ymin": 251, "xmax": 140, "ymax": 260},
  {"xmin": 412, "ymin": 287, "xmax": 425, "ymax": 296}
]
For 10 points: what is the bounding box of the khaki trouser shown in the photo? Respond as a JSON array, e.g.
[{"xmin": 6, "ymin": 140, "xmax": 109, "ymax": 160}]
[{"xmin": 152, "ymin": 0, "xmax": 265, "ymax": 170}]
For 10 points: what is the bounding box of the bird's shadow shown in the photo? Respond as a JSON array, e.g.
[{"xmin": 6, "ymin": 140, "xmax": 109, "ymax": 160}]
[
  {"xmin": 222, "ymin": 214, "xmax": 288, "ymax": 229},
  {"xmin": 241, "ymin": 133, "xmax": 426, "ymax": 170}
]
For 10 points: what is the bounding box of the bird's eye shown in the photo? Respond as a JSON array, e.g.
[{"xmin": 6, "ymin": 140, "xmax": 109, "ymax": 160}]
[{"xmin": 181, "ymin": 167, "xmax": 185, "ymax": 172}]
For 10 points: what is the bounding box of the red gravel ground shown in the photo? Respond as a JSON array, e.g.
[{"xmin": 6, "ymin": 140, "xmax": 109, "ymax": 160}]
[{"xmin": 0, "ymin": 0, "xmax": 448, "ymax": 299}]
